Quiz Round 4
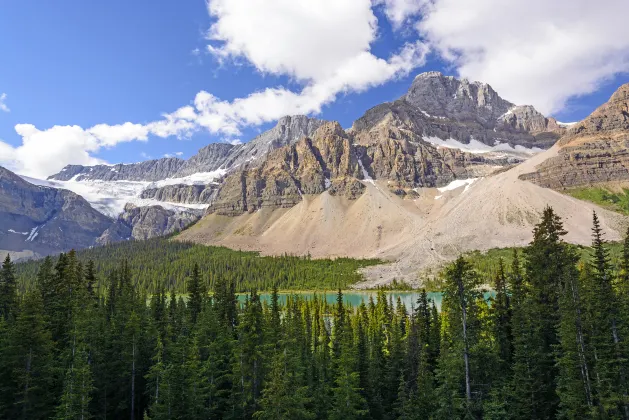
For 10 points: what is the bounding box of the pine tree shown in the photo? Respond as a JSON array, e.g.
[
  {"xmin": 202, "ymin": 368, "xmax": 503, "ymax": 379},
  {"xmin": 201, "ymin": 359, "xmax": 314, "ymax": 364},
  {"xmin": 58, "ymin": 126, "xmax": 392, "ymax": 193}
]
[
  {"xmin": 330, "ymin": 316, "xmax": 367, "ymax": 420},
  {"xmin": 519, "ymin": 206, "xmax": 574, "ymax": 419},
  {"xmin": 585, "ymin": 211, "xmax": 628, "ymax": 417},
  {"xmin": 187, "ymin": 264, "xmax": 205, "ymax": 325},
  {"xmin": 436, "ymin": 256, "xmax": 483, "ymax": 418},
  {"xmin": 231, "ymin": 290, "xmax": 266, "ymax": 418},
  {"xmin": 9, "ymin": 291, "xmax": 56, "ymax": 420},
  {"xmin": 491, "ymin": 258, "xmax": 513, "ymax": 371},
  {"xmin": 0, "ymin": 254, "xmax": 17, "ymax": 321},
  {"xmin": 254, "ymin": 348, "xmax": 314, "ymax": 420}
]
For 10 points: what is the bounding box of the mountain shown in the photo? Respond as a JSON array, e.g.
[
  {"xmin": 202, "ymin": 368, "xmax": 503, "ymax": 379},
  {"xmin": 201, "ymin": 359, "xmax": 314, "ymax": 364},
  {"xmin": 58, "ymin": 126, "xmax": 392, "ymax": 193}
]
[
  {"xmin": 0, "ymin": 166, "xmax": 113, "ymax": 260},
  {"xmin": 353, "ymin": 71, "xmax": 563, "ymax": 151},
  {"xmin": 0, "ymin": 166, "xmax": 204, "ymax": 261},
  {"xmin": 49, "ymin": 157, "xmax": 185, "ymax": 182},
  {"xmin": 521, "ymin": 82, "xmax": 629, "ymax": 189},
  {"xmin": 176, "ymin": 75, "xmax": 629, "ymax": 285},
  {"xmin": 13, "ymin": 71, "xmax": 595, "ymax": 275},
  {"xmin": 49, "ymin": 115, "xmax": 327, "ymax": 183}
]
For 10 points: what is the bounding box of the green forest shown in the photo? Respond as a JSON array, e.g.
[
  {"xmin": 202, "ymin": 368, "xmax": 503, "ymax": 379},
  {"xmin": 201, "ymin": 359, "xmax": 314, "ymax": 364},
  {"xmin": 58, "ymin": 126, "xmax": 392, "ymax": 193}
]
[
  {"xmin": 13, "ymin": 239, "xmax": 382, "ymax": 294},
  {"xmin": 1, "ymin": 207, "xmax": 629, "ymax": 419}
]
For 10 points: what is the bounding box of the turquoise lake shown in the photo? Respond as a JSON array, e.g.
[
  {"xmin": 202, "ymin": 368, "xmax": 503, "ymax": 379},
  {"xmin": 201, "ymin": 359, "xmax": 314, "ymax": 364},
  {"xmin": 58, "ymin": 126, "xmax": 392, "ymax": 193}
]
[{"xmin": 238, "ymin": 291, "xmax": 495, "ymax": 310}]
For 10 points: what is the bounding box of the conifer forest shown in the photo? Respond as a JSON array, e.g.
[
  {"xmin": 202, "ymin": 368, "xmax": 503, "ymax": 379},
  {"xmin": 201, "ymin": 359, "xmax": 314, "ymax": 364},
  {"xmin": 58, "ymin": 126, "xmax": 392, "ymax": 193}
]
[{"xmin": 1, "ymin": 207, "xmax": 629, "ymax": 419}]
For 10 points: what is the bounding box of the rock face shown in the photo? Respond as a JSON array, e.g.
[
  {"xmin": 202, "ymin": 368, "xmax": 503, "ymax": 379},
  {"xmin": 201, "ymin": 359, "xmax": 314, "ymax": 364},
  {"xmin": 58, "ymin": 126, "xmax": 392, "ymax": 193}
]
[
  {"xmin": 209, "ymin": 122, "xmax": 363, "ymax": 215},
  {"xmin": 354, "ymin": 72, "xmax": 563, "ymax": 150},
  {"xmin": 0, "ymin": 166, "xmax": 114, "ymax": 258},
  {"xmin": 49, "ymin": 158, "xmax": 185, "ymax": 182},
  {"xmin": 140, "ymin": 184, "xmax": 218, "ymax": 204},
  {"xmin": 521, "ymin": 83, "xmax": 629, "ymax": 189},
  {"xmin": 208, "ymin": 119, "xmax": 510, "ymax": 215},
  {"xmin": 174, "ymin": 143, "xmax": 235, "ymax": 177},
  {"xmin": 117, "ymin": 204, "xmax": 201, "ymax": 241}
]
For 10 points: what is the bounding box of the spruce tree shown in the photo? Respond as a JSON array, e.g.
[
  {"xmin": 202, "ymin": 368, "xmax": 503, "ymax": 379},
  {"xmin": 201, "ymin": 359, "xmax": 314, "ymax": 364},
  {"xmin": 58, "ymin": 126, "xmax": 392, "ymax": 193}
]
[
  {"xmin": 187, "ymin": 263, "xmax": 205, "ymax": 325},
  {"xmin": 0, "ymin": 254, "xmax": 17, "ymax": 321}
]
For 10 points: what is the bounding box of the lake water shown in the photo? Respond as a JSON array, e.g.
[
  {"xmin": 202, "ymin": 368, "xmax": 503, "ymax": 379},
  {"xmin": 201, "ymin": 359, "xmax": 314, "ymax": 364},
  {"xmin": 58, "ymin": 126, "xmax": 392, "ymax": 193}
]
[{"xmin": 241, "ymin": 291, "xmax": 447, "ymax": 310}]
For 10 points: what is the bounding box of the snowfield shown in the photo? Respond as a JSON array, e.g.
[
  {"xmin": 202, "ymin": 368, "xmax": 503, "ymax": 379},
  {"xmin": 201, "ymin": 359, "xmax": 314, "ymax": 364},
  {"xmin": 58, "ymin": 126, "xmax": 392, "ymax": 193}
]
[
  {"xmin": 422, "ymin": 136, "xmax": 543, "ymax": 156},
  {"xmin": 21, "ymin": 172, "xmax": 219, "ymax": 218}
]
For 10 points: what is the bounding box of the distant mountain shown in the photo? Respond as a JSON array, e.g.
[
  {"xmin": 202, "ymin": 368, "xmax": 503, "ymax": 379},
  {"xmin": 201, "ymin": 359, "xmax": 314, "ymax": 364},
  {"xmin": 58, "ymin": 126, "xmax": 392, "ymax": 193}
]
[
  {"xmin": 49, "ymin": 157, "xmax": 185, "ymax": 182},
  {"xmin": 0, "ymin": 166, "xmax": 203, "ymax": 261},
  {"xmin": 49, "ymin": 116, "xmax": 328, "ymax": 183},
  {"xmin": 20, "ymin": 71, "xmax": 601, "ymax": 274},
  {"xmin": 0, "ymin": 166, "xmax": 113, "ymax": 260},
  {"xmin": 521, "ymin": 82, "xmax": 629, "ymax": 189}
]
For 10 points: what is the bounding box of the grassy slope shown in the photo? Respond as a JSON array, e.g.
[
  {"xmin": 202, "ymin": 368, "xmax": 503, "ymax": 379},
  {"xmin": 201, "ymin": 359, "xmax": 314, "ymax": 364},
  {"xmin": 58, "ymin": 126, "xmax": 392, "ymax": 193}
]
[{"xmin": 566, "ymin": 186, "xmax": 629, "ymax": 215}]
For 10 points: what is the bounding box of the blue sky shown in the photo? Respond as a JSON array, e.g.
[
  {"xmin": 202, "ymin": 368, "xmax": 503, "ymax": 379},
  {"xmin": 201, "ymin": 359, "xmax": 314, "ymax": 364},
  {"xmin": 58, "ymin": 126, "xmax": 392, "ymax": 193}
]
[{"xmin": 1, "ymin": 0, "xmax": 628, "ymax": 178}]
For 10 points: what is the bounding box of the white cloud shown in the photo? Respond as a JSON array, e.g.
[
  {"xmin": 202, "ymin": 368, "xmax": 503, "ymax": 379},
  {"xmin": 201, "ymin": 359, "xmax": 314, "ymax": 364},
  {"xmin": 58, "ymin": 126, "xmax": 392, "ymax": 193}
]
[
  {"xmin": 163, "ymin": 152, "xmax": 184, "ymax": 158},
  {"xmin": 376, "ymin": 0, "xmax": 424, "ymax": 28},
  {"xmin": 0, "ymin": 93, "xmax": 9, "ymax": 112},
  {"xmin": 1, "ymin": 0, "xmax": 429, "ymax": 179},
  {"xmin": 223, "ymin": 138, "xmax": 242, "ymax": 146},
  {"xmin": 409, "ymin": 0, "xmax": 629, "ymax": 113}
]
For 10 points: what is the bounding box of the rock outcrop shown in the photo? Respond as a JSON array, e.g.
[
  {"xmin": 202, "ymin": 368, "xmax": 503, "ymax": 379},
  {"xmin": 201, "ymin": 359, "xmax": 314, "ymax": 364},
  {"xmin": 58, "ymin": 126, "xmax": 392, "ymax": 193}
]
[
  {"xmin": 521, "ymin": 83, "xmax": 629, "ymax": 189},
  {"xmin": 117, "ymin": 204, "xmax": 202, "ymax": 240},
  {"xmin": 140, "ymin": 184, "xmax": 218, "ymax": 204},
  {"xmin": 208, "ymin": 122, "xmax": 363, "ymax": 215}
]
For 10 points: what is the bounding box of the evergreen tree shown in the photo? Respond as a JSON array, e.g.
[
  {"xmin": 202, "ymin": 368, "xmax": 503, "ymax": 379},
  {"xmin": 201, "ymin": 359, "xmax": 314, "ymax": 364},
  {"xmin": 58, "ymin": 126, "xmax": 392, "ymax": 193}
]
[
  {"xmin": 0, "ymin": 254, "xmax": 17, "ymax": 320},
  {"xmin": 8, "ymin": 291, "xmax": 55, "ymax": 420},
  {"xmin": 254, "ymin": 348, "xmax": 314, "ymax": 420},
  {"xmin": 187, "ymin": 263, "xmax": 205, "ymax": 325},
  {"xmin": 436, "ymin": 256, "xmax": 483, "ymax": 418}
]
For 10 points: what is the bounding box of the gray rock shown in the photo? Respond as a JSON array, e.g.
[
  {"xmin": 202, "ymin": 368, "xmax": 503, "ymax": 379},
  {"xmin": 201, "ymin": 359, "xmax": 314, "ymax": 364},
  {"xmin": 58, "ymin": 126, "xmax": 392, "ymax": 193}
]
[
  {"xmin": 49, "ymin": 157, "xmax": 185, "ymax": 182},
  {"xmin": 0, "ymin": 166, "xmax": 114, "ymax": 258},
  {"xmin": 118, "ymin": 204, "xmax": 202, "ymax": 240},
  {"xmin": 174, "ymin": 143, "xmax": 235, "ymax": 177},
  {"xmin": 353, "ymin": 71, "xmax": 562, "ymax": 150},
  {"xmin": 140, "ymin": 184, "xmax": 218, "ymax": 204}
]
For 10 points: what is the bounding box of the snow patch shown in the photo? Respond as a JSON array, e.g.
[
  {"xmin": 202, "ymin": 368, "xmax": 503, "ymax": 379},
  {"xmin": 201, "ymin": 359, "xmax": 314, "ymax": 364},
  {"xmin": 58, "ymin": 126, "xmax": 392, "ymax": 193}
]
[
  {"xmin": 437, "ymin": 178, "xmax": 479, "ymax": 193},
  {"xmin": 324, "ymin": 178, "xmax": 331, "ymax": 189},
  {"xmin": 26, "ymin": 224, "xmax": 45, "ymax": 242},
  {"xmin": 356, "ymin": 155, "xmax": 374, "ymax": 185},
  {"xmin": 8, "ymin": 229, "xmax": 28, "ymax": 235},
  {"xmin": 557, "ymin": 121, "xmax": 578, "ymax": 128},
  {"xmin": 422, "ymin": 136, "xmax": 543, "ymax": 156}
]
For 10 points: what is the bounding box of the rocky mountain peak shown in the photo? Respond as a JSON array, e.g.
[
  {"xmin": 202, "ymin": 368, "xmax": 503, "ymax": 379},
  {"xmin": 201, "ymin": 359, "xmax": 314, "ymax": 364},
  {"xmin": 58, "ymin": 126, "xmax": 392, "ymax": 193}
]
[{"xmin": 405, "ymin": 71, "xmax": 514, "ymax": 123}]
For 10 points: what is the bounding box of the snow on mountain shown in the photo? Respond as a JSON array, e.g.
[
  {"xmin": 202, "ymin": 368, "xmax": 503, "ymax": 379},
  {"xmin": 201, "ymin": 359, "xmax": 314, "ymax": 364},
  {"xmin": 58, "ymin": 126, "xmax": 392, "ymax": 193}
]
[
  {"xmin": 422, "ymin": 136, "xmax": 544, "ymax": 156},
  {"xmin": 21, "ymin": 171, "xmax": 223, "ymax": 218}
]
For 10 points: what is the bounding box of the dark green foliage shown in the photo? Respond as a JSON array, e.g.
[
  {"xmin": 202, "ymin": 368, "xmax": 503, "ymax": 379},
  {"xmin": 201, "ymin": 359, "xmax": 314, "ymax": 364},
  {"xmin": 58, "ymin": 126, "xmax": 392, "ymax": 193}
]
[
  {"xmin": 14, "ymin": 238, "xmax": 382, "ymax": 293},
  {"xmin": 2, "ymin": 207, "xmax": 629, "ymax": 419}
]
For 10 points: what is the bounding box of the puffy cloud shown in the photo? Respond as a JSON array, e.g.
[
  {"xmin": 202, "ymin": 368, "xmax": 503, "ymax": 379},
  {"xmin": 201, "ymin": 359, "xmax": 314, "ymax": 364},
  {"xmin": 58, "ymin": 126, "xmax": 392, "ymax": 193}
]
[
  {"xmin": 1, "ymin": 0, "xmax": 430, "ymax": 179},
  {"xmin": 206, "ymin": 0, "xmax": 378, "ymax": 81},
  {"xmin": 377, "ymin": 0, "xmax": 424, "ymax": 28},
  {"xmin": 0, "ymin": 93, "xmax": 9, "ymax": 112},
  {"xmin": 410, "ymin": 0, "xmax": 629, "ymax": 113}
]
